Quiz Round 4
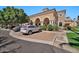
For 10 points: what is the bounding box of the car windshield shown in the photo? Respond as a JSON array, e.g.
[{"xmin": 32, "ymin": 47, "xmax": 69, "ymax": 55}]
[
  {"xmin": 22, "ymin": 25, "xmax": 27, "ymax": 28},
  {"xmin": 28, "ymin": 26, "xmax": 35, "ymax": 28}
]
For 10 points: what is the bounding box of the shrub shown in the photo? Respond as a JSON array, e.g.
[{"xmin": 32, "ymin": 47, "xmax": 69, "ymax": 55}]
[
  {"xmin": 47, "ymin": 24, "xmax": 53, "ymax": 31},
  {"xmin": 53, "ymin": 24, "xmax": 59, "ymax": 31},
  {"xmin": 40, "ymin": 24, "xmax": 47, "ymax": 30},
  {"xmin": 40, "ymin": 24, "xmax": 59, "ymax": 31}
]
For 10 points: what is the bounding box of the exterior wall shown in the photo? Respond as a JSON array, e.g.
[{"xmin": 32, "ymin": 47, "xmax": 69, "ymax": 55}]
[
  {"xmin": 57, "ymin": 11, "xmax": 66, "ymax": 27},
  {"xmin": 64, "ymin": 17, "xmax": 77, "ymax": 27},
  {"xmin": 64, "ymin": 21, "xmax": 77, "ymax": 27},
  {"xmin": 30, "ymin": 11, "xmax": 55, "ymax": 25},
  {"xmin": 29, "ymin": 9, "xmax": 66, "ymax": 26},
  {"xmin": 70, "ymin": 22, "xmax": 77, "ymax": 27}
]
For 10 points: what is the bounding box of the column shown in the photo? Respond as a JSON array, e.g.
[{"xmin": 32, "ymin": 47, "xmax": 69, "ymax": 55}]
[{"xmin": 41, "ymin": 21, "xmax": 43, "ymax": 25}]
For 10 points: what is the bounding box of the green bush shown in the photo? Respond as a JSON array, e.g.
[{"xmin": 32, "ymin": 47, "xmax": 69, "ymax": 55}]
[
  {"xmin": 40, "ymin": 24, "xmax": 47, "ymax": 30},
  {"xmin": 40, "ymin": 24, "xmax": 59, "ymax": 31},
  {"xmin": 47, "ymin": 24, "xmax": 53, "ymax": 31},
  {"xmin": 53, "ymin": 24, "xmax": 59, "ymax": 31}
]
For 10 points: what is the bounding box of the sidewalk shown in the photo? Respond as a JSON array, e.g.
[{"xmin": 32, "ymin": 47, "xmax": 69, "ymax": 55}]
[{"xmin": 53, "ymin": 31, "xmax": 79, "ymax": 53}]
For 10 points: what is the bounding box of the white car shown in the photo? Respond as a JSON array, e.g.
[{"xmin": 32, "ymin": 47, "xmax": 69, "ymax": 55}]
[{"xmin": 20, "ymin": 25, "xmax": 41, "ymax": 35}]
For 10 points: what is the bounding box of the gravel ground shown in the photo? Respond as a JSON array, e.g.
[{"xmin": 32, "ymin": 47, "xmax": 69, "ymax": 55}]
[{"xmin": 0, "ymin": 30, "xmax": 71, "ymax": 53}]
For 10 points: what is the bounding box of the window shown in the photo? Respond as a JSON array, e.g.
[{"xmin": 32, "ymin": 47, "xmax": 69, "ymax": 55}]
[
  {"xmin": 59, "ymin": 22, "xmax": 62, "ymax": 26},
  {"xmin": 28, "ymin": 26, "xmax": 35, "ymax": 28},
  {"xmin": 59, "ymin": 14, "xmax": 62, "ymax": 16},
  {"xmin": 58, "ymin": 13, "xmax": 62, "ymax": 17}
]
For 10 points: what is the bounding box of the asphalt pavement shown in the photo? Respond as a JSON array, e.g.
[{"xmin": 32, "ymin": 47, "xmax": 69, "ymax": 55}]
[{"xmin": 0, "ymin": 30, "xmax": 71, "ymax": 53}]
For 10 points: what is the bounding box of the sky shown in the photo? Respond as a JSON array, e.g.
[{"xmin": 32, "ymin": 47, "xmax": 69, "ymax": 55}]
[{"xmin": 0, "ymin": 6, "xmax": 79, "ymax": 20}]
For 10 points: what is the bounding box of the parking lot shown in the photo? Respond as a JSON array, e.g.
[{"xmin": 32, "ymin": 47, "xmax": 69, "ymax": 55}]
[
  {"xmin": 0, "ymin": 30, "xmax": 70, "ymax": 53},
  {"xmin": 13, "ymin": 31, "xmax": 55, "ymax": 41}
]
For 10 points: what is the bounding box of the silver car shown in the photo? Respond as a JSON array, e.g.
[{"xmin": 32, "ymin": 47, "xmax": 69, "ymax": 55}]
[{"xmin": 20, "ymin": 25, "xmax": 41, "ymax": 35}]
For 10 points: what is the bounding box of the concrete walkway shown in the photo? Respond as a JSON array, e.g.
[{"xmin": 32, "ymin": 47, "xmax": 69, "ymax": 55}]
[
  {"xmin": 52, "ymin": 31, "xmax": 79, "ymax": 53},
  {"xmin": 52, "ymin": 31, "xmax": 68, "ymax": 47}
]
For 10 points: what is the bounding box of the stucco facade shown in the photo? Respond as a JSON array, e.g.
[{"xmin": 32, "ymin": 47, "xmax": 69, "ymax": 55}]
[{"xmin": 29, "ymin": 8, "xmax": 66, "ymax": 26}]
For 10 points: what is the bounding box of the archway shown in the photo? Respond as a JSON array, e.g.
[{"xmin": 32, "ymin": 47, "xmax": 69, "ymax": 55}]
[
  {"xmin": 35, "ymin": 18, "xmax": 41, "ymax": 26},
  {"xmin": 43, "ymin": 18, "xmax": 49, "ymax": 25},
  {"xmin": 59, "ymin": 22, "xmax": 62, "ymax": 26}
]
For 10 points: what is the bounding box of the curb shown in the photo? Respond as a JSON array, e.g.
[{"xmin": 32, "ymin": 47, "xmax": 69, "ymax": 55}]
[{"xmin": 0, "ymin": 28, "xmax": 10, "ymax": 31}]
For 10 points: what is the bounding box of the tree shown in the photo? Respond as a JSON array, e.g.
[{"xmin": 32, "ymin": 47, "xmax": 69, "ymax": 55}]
[
  {"xmin": 0, "ymin": 10, "xmax": 4, "ymax": 28},
  {"xmin": 28, "ymin": 20, "xmax": 33, "ymax": 25},
  {"xmin": 0, "ymin": 6, "xmax": 30, "ymax": 28}
]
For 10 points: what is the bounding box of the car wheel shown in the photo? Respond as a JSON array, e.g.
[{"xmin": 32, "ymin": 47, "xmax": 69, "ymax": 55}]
[
  {"xmin": 28, "ymin": 31, "xmax": 32, "ymax": 35},
  {"xmin": 39, "ymin": 29, "xmax": 42, "ymax": 32}
]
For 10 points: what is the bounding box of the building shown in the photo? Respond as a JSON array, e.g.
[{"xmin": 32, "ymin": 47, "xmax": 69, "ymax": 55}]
[
  {"xmin": 29, "ymin": 8, "xmax": 76, "ymax": 27},
  {"xmin": 76, "ymin": 16, "xmax": 79, "ymax": 26},
  {"xmin": 64, "ymin": 17, "xmax": 77, "ymax": 27}
]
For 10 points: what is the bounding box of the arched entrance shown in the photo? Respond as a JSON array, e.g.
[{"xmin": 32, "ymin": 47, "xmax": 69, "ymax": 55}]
[
  {"xmin": 43, "ymin": 18, "xmax": 49, "ymax": 25},
  {"xmin": 35, "ymin": 18, "xmax": 41, "ymax": 26},
  {"xmin": 59, "ymin": 22, "xmax": 62, "ymax": 26}
]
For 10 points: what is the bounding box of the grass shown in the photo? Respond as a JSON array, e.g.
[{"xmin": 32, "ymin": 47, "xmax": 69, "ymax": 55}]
[
  {"xmin": 71, "ymin": 27, "xmax": 79, "ymax": 33},
  {"xmin": 67, "ymin": 32, "xmax": 79, "ymax": 48}
]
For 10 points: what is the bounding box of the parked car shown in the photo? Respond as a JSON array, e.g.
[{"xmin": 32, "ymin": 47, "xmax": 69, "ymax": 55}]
[
  {"xmin": 10, "ymin": 26, "xmax": 16, "ymax": 29},
  {"xmin": 13, "ymin": 26, "xmax": 21, "ymax": 32},
  {"xmin": 20, "ymin": 25, "xmax": 41, "ymax": 35}
]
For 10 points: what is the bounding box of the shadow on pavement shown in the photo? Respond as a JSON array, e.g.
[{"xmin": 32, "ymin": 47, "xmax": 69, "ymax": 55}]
[
  {"xmin": 14, "ymin": 39, "xmax": 71, "ymax": 53},
  {"xmin": 0, "ymin": 30, "xmax": 71, "ymax": 53}
]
